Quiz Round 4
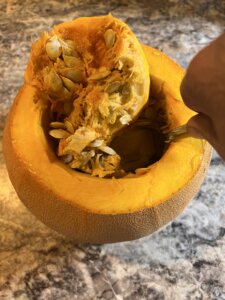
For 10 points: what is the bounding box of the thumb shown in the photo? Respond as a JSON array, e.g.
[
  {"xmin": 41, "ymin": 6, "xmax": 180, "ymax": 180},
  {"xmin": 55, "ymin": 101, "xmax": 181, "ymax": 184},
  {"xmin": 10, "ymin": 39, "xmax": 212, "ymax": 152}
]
[{"xmin": 187, "ymin": 113, "xmax": 217, "ymax": 147}]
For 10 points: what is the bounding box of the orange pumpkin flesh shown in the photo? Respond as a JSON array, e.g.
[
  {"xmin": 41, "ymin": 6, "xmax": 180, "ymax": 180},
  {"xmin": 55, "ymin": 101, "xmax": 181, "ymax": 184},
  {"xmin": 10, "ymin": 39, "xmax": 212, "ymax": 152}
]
[{"xmin": 3, "ymin": 43, "xmax": 211, "ymax": 243}]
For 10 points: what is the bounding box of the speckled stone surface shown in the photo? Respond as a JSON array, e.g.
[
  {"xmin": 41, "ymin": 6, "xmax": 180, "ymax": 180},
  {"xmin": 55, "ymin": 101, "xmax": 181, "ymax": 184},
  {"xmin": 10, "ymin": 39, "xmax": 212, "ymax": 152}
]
[{"xmin": 0, "ymin": 1, "xmax": 225, "ymax": 299}]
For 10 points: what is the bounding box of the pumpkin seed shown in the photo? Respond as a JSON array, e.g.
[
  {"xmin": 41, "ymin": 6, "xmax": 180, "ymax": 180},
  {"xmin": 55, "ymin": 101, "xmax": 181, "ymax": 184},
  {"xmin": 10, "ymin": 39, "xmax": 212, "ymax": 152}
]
[
  {"xmin": 61, "ymin": 154, "xmax": 73, "ymax": 164},
  {"xmin": 46, "ymin": 36, "xmax": 62, "ymax": 61},
  {"xmin": 61, "ymin": 40, "xmax": 79, "ymax": 57},
  {"xmin": 99, "ymin": 146, "xmax": 116, "ymax": 155},
  {"xmin": 65, "ymin": 120, "xmax": 74, "ymax": 134},
  {"xmin": 61, "ymin": 87, "xmax": 71, "ymax": 101},
  {"xmin": 106, "ymin": 81, "xmax": 121, "ymax": 94},
  {"xmin": 104, "ymin": 29, "xmax": 116, "ymax": 49},
  {"xmin": 88, "ymin": 70, "xmax": 110, "ymax": 80},
  {"xmin": 89, "ymin": 139, "xmax": 104, "ymax": 147},
  {"xmin": 49, "ymin": 129, "xmax": 70, "ymax": 139},
  {"xmin": 61, "ymin": 76, "xmax": 76, "ymax": 91},
  {"xmin": 64, "ymin": 101, "xmax": 73, "ymax": 115},
  {"xmin": 61, "ymin": 69, "xmax": 85, "ymax": 83},
  {"xmin": 119, "ymin": 113, "xmax": 132, "ymax": 125},
  {"xmin": 50, "ymin": 121, "xmax": 65, "ymax": 129},
  {"xmin": 64, "ymin": 48, "xmax": 79, "ymax": 57},
  {"xmin": 63, "ymin": 55, "xmax": 83, "ymax": 68},
  {"xmin": 44, "ymin": 69, "xmax": 63, "ymax": 92},
  {"xmin": 70, "ymin": 159, "xmax": 81, "ymax": 169}
]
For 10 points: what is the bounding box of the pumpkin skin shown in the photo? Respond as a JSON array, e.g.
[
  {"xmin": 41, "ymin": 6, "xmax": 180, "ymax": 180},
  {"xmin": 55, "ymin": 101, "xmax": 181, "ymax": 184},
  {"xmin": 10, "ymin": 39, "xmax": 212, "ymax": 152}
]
[{"xmin": 3, "ymin": 45, "xmax": 211, "ymax": 244}]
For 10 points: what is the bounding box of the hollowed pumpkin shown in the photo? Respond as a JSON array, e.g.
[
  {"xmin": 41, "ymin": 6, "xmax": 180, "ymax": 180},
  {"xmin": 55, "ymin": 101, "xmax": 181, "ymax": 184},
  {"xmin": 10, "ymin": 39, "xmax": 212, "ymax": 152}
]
[{"xmin": 3, "ymin": 16, "xmax": 211, "ymax": 243}]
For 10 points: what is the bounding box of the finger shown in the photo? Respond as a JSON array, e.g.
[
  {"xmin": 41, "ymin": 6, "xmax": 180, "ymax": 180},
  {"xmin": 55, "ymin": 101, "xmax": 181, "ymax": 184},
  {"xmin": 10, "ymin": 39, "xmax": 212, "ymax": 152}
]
[
  {"xmin": 180, "ymin": 72, "xmax": 205, "ymax": 114},
  {"xmin": 180, "ymin": 63, "xmax": 212, "ymax": 115},
  {"xmin": 180, "ymin": 33, "xmax": 225, "ymax": 118},
  {"xmin": 180, "ymin": 74, "xmax": 197, "ymax": 111},
  {"xmin": 187, "ymin": 114, "xmax": 225, "ymax": 160}
]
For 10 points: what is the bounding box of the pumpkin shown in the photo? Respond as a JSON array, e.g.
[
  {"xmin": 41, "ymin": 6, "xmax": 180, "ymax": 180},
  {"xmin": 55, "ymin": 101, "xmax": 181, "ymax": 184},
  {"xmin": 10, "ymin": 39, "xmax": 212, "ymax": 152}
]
[{"xmin": 3, "ymin": 16, "xmax": 211, "ymax": 243}]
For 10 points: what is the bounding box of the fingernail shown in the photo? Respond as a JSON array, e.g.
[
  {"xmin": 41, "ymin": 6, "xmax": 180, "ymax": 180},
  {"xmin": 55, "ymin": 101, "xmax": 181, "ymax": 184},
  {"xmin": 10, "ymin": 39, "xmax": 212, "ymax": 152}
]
[{"xmin": 187, "ymin": 126, "xmax": 204, "ymax": 139}]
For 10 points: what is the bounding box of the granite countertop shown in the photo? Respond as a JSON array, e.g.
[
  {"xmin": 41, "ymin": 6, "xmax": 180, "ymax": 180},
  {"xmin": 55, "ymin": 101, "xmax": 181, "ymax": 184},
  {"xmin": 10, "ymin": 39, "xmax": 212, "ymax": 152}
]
[{"xmin": 0, "ymin": 1, "xmax": 225, "ymax": 299}]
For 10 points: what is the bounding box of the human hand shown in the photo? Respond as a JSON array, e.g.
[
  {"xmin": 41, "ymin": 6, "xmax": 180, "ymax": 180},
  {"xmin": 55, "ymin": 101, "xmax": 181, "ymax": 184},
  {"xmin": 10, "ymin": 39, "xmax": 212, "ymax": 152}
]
[{"xmin": 180, "ymin": 32, "xmax": 225, "ymax": 160}]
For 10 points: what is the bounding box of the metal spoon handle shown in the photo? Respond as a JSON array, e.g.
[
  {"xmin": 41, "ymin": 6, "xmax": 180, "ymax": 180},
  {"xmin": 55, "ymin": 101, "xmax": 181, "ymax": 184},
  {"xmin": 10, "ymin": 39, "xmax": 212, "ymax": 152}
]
[
  {"xmin": 135, "ymin": 120, "xmax": 188, "ymax": 143},
  {"xmin": 165, "ymin": 124, "xmax": 187, "ymax": 143}
]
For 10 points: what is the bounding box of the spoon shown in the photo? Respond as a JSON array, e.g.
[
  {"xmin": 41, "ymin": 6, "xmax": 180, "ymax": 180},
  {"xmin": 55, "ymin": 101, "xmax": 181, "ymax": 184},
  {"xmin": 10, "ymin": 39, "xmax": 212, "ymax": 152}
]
[{"xmin": 134, "ymin": 121, "xmax": 188, "ymax": 143}]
